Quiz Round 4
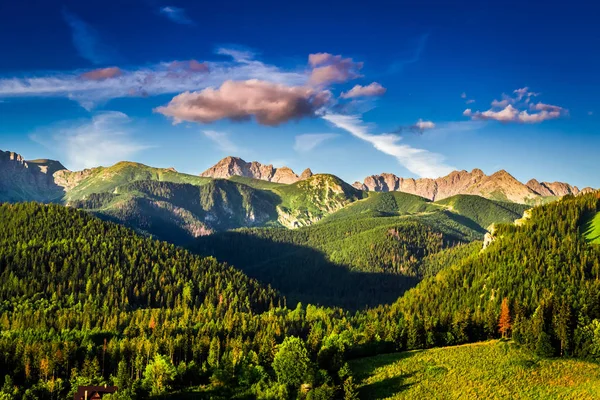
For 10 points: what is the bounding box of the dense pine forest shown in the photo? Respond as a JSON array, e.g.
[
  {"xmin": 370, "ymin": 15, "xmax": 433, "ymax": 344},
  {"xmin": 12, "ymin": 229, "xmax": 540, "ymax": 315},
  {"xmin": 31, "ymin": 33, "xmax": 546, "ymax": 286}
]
[{"xmin": 1, "ymin": 191, "xmax": 600, "ymax": 399}]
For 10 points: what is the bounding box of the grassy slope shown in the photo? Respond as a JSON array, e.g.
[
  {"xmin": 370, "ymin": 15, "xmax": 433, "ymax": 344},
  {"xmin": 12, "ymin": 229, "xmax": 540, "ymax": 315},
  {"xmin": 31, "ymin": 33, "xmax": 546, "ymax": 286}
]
[
  {"xmin": 435, "ymin": 194, "xmax": 530, "ymax": 230},
  {"xmin": 582, "ymin": 211, "xmax": 600, "ymax": 244},
  {"xmin": 321, "ymin": 191, "xmax": 437, "ymax": 222},
  {"xmin": 63, "ymin": 162, "xmax": 212, "ymax": 201},
  {"xmin": 350, "ymin": 340, "xmax": 600, "ymax": 400}
]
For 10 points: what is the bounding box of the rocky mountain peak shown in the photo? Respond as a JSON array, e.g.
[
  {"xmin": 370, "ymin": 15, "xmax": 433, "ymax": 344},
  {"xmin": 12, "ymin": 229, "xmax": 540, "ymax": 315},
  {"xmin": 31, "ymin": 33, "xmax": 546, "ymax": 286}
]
[
  {"xmin": 300, "ymin": 168, "xmax": 314, "ymax": 180},
  {"xmin": 200, "ymin": 156, "xmax": 312, "ymax": 184}
]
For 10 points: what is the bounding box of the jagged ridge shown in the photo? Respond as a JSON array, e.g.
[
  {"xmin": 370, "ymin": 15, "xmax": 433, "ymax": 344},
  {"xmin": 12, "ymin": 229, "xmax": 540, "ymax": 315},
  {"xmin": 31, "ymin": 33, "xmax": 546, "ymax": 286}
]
[
  {"xmin": 353, "ymin": 168, "xmax": 593, "ymax": 203},
  {"xmin": 200, "ymin": 156, "xmax": 313, "ymax": 184}
]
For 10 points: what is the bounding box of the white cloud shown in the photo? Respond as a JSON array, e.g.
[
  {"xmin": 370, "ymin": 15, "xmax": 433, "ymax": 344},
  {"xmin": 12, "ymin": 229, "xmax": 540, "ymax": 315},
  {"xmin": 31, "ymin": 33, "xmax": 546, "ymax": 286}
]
[
  {"xmin": 465, "ymin": 88, "xmax": 567, "ymax": 124},
  {"xmin": 322, "ymin": 113, "xmax": 454, "ymax": 178},
  {"xmin": 294, "ymin": 133, "xmax": 339, "ymax": 152},
  {"xmin": 30, "ymin": 111, "xmax": 149, "ymax": 170},
  {"xmin": 203, "ymin": 130, "xmax": 240, "ymax": 154}
]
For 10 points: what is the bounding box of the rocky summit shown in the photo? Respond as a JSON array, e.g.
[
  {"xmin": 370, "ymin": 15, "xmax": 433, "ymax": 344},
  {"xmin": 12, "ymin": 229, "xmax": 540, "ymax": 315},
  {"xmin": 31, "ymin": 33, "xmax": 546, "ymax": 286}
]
[
  {"xmin": 353, "ymin": 168, "xmax": 592, "ymax": 203},
  {"xmin": 0, "ymin": 149, "xmax": 66, "ymax": 202},
  {"xmin": 200, "ymin": 156, "xmax": 312, "ymax": 184}
]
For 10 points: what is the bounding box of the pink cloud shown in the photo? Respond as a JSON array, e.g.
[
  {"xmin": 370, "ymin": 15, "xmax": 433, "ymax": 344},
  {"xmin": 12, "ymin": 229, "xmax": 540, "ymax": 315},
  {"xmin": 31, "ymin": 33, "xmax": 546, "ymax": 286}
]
[
  {"xmin": 414, "ymin": 119, "xmax": 435, "ymax": 130},
  {"xmin": 155, "ymin": 79, "xmax": 331, "ymax": 126},
  {"xmin": 80, "ymin": 67, "xmax": 123, "ymax": 81},
  {"xmin": 340, "ymin": 82, "xmax": 386, "ymax": 99},
  {"xmin": 531, "ymin": 102, "xmax": 565, "ymax": 113},
  {"xmin": 308, "ymin": 53, "xmax": 363, "ymax": 86},
  {"xmin": 168, "ymin": 59, "xmax": 210, "ymax": 73},
  {"xmin": 491, "ymin": 98, "xmax": 511, "ymax": 108}
]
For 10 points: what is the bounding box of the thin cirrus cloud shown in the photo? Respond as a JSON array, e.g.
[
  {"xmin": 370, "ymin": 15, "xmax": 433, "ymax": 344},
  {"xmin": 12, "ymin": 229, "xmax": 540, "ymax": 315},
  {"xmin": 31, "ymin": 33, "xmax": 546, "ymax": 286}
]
[
  {"xmin": 62, "ymin": 9, "xmax": 116, "ymax": 65},
  {"xmin": 340, "ymin": 82, "xmax": 386, "ymax": 99},
  {"xmin": 388, "ymin": 34, "xmax": 429, "ymax": 74},
  {"xmin": 464, "ymin": 87, "xmax": 567, "ymax": 123},
  {"xmin": 30, "ymin": 111, "xmax": 149, "ymax": 171},
  {"xmin": 202, "ymin": 130, "xmax": 240, "ymax": 154},
  {"xmin": 155, "ymin": 79, "xmax": 332, "ymax": 126},
  {"xmin": 323, "ymin": 113, "xmax": 454, "ymax": 178},
  {"xmin": 0, "ymin": 49, "xmax": 306, "ymax": 109},
  {"xmin": 308, "ymin": 53, "xmax": 363, "ymax": 86},
  {"xmin": 294, "ymin": 133, "xmax": 339, "ymax": 152},
  {"xmin": 159, "ymin": 6, "xmax": 194, "ymax": 25}
]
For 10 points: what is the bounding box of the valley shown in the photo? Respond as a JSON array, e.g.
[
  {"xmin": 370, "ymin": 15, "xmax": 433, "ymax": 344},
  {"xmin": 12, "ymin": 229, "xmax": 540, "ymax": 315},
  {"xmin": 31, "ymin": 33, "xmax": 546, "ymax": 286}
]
[{"xmin": 0, "ymin": 149, "xmax": 599, "ymax": 399}]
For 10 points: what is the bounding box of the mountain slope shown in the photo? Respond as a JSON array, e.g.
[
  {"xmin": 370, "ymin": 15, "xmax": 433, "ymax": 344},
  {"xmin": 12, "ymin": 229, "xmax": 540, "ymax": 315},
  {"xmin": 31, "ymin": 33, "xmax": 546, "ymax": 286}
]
[
  {"xmin": 435, "ymin": 194, "xmax": 530, "ymax": 230},
  {"xmin": 191, "ymin": 191, "xmax": 528, "ymax": 308},
  {"xmin": 354, "ymin": 168, "xmax": 585, "ymax": 203},
  {"xmin": 385, "ymin": 191, "xmax": 600, "ymax": 356},
  {"xmin": 77, "ymin": 179, "xmax": 281, "ymax": 244}
]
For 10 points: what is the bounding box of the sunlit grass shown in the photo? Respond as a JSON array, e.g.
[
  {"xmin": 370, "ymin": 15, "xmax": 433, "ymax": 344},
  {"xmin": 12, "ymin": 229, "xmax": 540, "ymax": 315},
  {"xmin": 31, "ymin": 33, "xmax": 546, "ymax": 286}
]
[
  {"xmin": 350, "ymin": 340, "xmax": 600, "ymax": 400},
  {"xmin": 583, "ymin": 211, "xmax": 600, "ymax": 244}
]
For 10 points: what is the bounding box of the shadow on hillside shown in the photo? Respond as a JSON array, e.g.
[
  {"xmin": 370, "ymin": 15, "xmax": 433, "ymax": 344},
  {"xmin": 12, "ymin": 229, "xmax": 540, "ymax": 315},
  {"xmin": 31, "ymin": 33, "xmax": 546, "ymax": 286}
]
[
  {"xmin": 190, "ymin": 232, "xmax": 419, "ymax": 310},
  {"xmin": 359, "ymin": 375, "xmax": 415, "ymax": 400},
  {"xmin": 352, "ymin": 351, "xmax": 421, "ymax": 399},
  {"xmin": 444, "ymin": 211, "xmax": 487, "ymax": 235},
  {"xmin": 581, "ymin": 211, "xmax": 600, "ymax": 243}
]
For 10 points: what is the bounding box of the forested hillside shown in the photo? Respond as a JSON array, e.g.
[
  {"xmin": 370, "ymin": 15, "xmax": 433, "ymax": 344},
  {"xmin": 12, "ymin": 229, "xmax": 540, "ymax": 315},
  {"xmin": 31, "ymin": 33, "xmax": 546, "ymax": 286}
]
[
  {"xmin": 373, "ymin": 192, "xmax": 600, "ymax": 358},
  {"xmin": 1, "ymin": 194, "xmax": 600, "ymax": 399},
  {"xmin": 192, "ymin": 193, "xmax": 527, "ymax": 308}
]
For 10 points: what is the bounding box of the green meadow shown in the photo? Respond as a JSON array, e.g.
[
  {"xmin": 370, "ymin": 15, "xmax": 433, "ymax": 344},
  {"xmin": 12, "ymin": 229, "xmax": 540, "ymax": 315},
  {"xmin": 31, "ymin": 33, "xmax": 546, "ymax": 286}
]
[{"xmin": 350, "ymin": 340, "xmax": 600, "ymax": 400}]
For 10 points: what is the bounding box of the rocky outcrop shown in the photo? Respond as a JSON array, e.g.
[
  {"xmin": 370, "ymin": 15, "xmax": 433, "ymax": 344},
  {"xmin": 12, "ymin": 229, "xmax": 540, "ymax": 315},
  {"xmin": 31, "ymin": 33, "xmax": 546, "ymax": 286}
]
[
  {"xmin": 0, "ymin": 149, "xmax": 66, "ymax": 202},
  {"xmin": 300, "ymin": 168, "xmax": 314, "ymax": 180},
  {"xmin": 200, "ymin": 156, "xmax": 311, "ymax": 184},
  {"xmin": 357, "ymin": 168, "xmax": 584, "ymax": 203},
  {"xmin": 526, "ymin": 179, "xmax": 580, "ymax": 197}
]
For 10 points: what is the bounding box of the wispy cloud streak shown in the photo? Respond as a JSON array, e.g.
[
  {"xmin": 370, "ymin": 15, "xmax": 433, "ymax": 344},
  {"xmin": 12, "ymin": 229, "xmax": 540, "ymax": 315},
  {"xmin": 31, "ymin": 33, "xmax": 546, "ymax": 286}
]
[
  {"xmin": 323, "ymin": 113, "xmax": 454, "ymax": 178},
  {"xmin": 159, "ymin": 6, "xmax": 194, "ymax": 25},
  {"xmin": 62, "ymin": 9, "xmax": 115, "ymax": 64},
  {"xmin": 203, "ymin": 130, "xmax": 240, "ymax": 153},
  {"xmin": 294, "ymin": 133, "xmax": 339, "ymax": 152}
]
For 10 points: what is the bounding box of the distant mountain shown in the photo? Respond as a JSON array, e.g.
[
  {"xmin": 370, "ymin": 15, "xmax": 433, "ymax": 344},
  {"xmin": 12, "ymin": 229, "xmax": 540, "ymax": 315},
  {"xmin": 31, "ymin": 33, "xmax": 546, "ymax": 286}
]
[
  {"xmin": 200, "ymin": 156, "xmax": 313, "ymax": 183},
  {"xmin": 0, "ymin": 149, "xmax": 66, "ymax": 202},
  {"xmin": 353, "ymin": 168, "xmax": 592, "ymax": 203},
  {"xmin": 0, "ymin": 148, "xmax": 594, "ymax": 245}
]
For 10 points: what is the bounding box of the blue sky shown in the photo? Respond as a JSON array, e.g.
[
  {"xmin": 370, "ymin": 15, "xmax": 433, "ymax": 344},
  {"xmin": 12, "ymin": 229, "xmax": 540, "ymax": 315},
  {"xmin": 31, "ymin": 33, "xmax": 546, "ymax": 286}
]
[{"xmin": 1, "ymin": 0, "xmax": 599, "ymax": 188}]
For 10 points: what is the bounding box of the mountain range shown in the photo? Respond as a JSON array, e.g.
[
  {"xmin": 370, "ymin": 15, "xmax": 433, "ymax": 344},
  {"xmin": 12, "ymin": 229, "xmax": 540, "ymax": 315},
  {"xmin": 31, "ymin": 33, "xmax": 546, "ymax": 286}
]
[
  {"xmin": 353, "ymin": 169, "xmax": 593, "ymax": 203},
  {"xmin": 0, "ymin": 149, "xmax": 594, "ymax": 248}
]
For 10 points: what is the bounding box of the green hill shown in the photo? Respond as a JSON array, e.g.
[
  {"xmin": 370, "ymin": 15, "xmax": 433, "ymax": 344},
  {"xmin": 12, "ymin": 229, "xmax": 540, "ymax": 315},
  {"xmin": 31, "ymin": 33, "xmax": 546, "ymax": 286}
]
[
  {"xmin": 71, "ymin": 179, "xmax": 281, "ymax": 244},
  {"xmin": 58, "ymin": 161, "xmax": 212, "ymax": 202},
  {"xmin": 56, "ymin": 165, "xmax": 367, "ymax": 243},
  {"xmin": 435, "ymin": 194, "xmax": 529, "ymax": 230},
  {"xmin": 191, "ymin": 194, "xmax": 523, "ymax": 308},
  {"xmin": 350, "ymin": 340, "xmax": 600, "ymax": 400},
  {"xmin": 365, "ymin": 192, "xmax": 600, "ymax": 358},
  {"xmin": 321, "ymin": 191, "xmax": 438, "ymax": 222},
  {"xmin": 273, "ymin": 174, "xmax": 366, "ymax": 228}
]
